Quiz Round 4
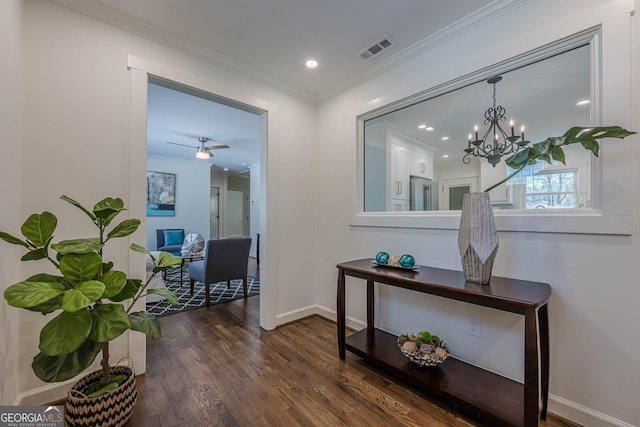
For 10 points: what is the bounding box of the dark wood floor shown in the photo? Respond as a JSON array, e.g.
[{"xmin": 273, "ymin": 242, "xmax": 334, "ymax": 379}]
[{"xmin": 129, "ymin": 258, "xmax": 578, "ymax": 427}]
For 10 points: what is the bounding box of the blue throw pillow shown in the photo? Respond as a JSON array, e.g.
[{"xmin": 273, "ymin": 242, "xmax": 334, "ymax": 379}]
[{"xmin": 164, "ymin": 230, "xmax": 184, "ymax": 246}]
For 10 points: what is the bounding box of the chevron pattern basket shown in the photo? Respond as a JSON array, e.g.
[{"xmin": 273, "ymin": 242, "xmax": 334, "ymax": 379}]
[{"xmin": 65, "ymin": 365, "xmax": 137, "ymax": 427}]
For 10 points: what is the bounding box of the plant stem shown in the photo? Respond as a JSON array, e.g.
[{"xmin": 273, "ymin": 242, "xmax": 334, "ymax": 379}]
[
  {"xmin": 126, "ymin": 273, "xmax": 155, "ymax": 314},
  {"xmin": 100, "ymin": 342, "xmax": 110, "ymax": 385},
  {"xmin": 483, "ymin": 164, "xmax": 526, "ymax": 193}
]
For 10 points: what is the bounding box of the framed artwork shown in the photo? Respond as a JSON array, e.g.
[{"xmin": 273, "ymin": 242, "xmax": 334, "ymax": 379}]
[{"xmin": 146, "ymin": 171, "xmax": 175, "ymax": 216}]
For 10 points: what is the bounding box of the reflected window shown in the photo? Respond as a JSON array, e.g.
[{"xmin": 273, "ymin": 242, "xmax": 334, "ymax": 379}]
[{"xmin": 362, "ymin": 43, "xmax": 593, "ymax": 212}]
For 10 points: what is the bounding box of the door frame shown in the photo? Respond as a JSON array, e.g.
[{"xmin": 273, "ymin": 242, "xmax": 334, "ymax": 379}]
[
  {"xmin": 128, "ymin": 55, "xmax": 278, "ymax": 374},
  {"xmin": 442, "ymin": 176, "xmax": 478, "ymax": 210}
]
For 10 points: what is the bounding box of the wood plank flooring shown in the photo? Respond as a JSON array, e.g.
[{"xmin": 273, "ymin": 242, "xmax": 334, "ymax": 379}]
[{"xmin": 130, "ymin": 261, "xmax": 579, "ymax": 426}]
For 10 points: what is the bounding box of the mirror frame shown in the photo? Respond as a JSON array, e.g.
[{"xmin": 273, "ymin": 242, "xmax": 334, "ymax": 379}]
[{"xmin": 352, "ymin": 22, "xmax": 633, "ymax": 235}]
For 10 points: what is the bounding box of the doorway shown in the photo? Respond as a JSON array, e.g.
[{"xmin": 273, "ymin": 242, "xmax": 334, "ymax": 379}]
[
  {"xmin": 210, "ymin": 186, "xmax": 219, "ymax": 239},
  {"xmin": 442, "ymin": 177, "xmax": 477, "ymax": 210}
]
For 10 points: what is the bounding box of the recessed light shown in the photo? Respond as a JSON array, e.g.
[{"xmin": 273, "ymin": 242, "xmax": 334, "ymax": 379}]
[
  {"xmin": 305, "ymin": 58, "xmax": 319, "ymax": 69},
  {"xmin": 576, "ymin": 99, "xmax": 591, "ymax": 106},
  {"xmin": 441, "ymin": 136, "xmax": 449, "ymax": 141},
  {"xmin": 425, "ymin": 126, "xmax": 435, "ymax": 132},
  {"xmin": 442, "ymin": 154, "xmax": 449, "ymax": 158},
  {"xmin": 223, "ymin": 168, "xmax": 229, "ymax": 171},
  {"xmin": 418, "ymin": 125, "xmax": 426, "ymax": 129}
]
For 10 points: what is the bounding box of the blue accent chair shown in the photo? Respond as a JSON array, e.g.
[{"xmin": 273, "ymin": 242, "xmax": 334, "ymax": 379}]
[{"xmin": 156, "ymin": 228, "xmax": 185, "ymax": 255}]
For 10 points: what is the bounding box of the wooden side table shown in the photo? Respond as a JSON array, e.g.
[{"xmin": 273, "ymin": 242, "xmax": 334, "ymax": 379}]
[{"xmin": 336, "ymin": 258, "xmax": 551, "ymax": 427}]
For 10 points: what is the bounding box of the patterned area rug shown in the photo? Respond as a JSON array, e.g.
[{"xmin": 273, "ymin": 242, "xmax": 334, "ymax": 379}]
[{"xmin": 146, "ymin": 267, "xmax": 259, "ymax": 317}]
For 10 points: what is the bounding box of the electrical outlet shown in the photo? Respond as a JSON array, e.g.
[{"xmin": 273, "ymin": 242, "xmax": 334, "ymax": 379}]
[{"xmin": 467, "ymin": 318, "xmax": 481, "ymax": 337}]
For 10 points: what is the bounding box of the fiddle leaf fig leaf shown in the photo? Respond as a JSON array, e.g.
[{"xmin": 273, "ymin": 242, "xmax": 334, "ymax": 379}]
[
  {"xmin": 32, "ymin": 339, "xmax": 101, "ymax": 382},
  {"xmin": 39, "ymin": 309, "xmax": 92, "ymax": 356},
  {"xmin": 88, "ymin": 303, "xmax": 130, "ymax": 342},
  {"xmin": 147, "ymin": 288, "xmax": 179, "ymax": 305},
  {"xmin": 107, "ymin": 219, "xmax": 140, "ymax": 239},
  {"xmin": 102, "ymin": 261, "xmax": 114, "ymax": 274},
  {"xmin": 21, "ymin": 248, "xmax": 48, "ymax": 261},
  {"xmin": 109, "ymin": 279, "xmax": 141, "ymax": 302},
  {"xmin": 25, "ymin": 294, "xmax": 64, "ymax": 314},
  {"xmin": 129, "ymin": 311, "xmax": 161, "ymax": 338},
  {"xmin": 4, "ymin": 281, "xmax": 66, "ymax": 309},
  {"xmin": 129, "ymin": 243, "xmax": 151, "ymax": 256},
  {"xmin": 93, "ymin": 197, "xmax": 125, "ymax": 219},
  {"xmin": 61, "ymin": 280, "xmax": 105, "ymax": 312},
  {"xmin": 100, "ymin": 270, "xmax": 127, "ymax": 299},
  {"xmin": 52, "ymin": 238, "xmax": 102, "ymax": 255},
  {"xmin": 157, "ymin": 251, "xmax": 181, "ymax": 269},
  {"xmin": 0, "ymin": 231, "xmax": 29, "ymax": 248},
  {"xmin": 61, "ymin": 195, "xmax": 97, "ymax": 221},
  {"xmin": 21, "ymin": 212, "xmax": 57, "ymax": 247},
  {"xmin": 59, "ymin": 252, "xmax": 102, "ymax": 283}
]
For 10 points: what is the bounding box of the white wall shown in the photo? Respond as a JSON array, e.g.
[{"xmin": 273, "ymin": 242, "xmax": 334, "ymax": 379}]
[
  {"xmin": 0, "ymin": 0, "xmax": 22, "ymax": 406},
  {"xmin": 145, "ymin": 156, "xmax": 211, "ymax": 249},
  {"xmin": 12, "ymin": 0, "xmax": 316, "ymax": 404},
  {"xmin": 314, "ymin": 1, "xmax": 639, "ymax": 426}
]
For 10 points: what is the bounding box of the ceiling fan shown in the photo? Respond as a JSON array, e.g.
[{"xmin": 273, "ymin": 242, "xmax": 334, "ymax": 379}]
[{"xmin": 166, "ymin": 137, "xmax": 230, "ymax": 159}]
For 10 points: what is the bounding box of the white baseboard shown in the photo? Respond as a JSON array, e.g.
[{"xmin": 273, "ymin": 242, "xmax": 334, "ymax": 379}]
[
  {"xmin": 548, "ymin": 394, "xmax": 635, "ymax": 427},
  {"xmin": 15, "ymin": 378, "xmax": 79, "ymax": 406},
  {"xmin": 275, "ymin": 304, "xmax": 366, "ymax": 331}
]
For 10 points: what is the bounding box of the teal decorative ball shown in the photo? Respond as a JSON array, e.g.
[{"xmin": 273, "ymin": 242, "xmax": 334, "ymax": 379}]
[
  {"xmin": 375, "ymin": 251, "xmax": 390, "ymax": 265},
  {"xmin": 399, "ymin": 254, "xmax": 415, "ymax": 268}
]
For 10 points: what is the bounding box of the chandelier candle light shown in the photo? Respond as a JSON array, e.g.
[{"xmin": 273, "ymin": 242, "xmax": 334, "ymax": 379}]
[{"xmin": 463, "ymin": 76, "xmax": 529, "ymax": 167}]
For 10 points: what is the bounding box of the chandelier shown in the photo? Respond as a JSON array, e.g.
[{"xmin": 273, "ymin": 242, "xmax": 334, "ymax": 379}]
[{"xmin": 463, "ymin": 76, "xmax": 529, "ymax": 167}]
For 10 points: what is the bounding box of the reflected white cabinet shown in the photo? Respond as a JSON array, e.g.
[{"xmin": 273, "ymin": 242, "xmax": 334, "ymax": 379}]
[
  {"xmin": 409, "ymin": 151, "xmax": 433, "ymax": 180},
  {"xmin": 391, "ymin": 200, "xmax": 410, "ymax": 211},
  {"xmin": 390, "ymin": 144, "xmax": 410, "ymax": 202},
  {"xmin": 480, "ymin": 161, "xmax": 511, "ymax": 204}
]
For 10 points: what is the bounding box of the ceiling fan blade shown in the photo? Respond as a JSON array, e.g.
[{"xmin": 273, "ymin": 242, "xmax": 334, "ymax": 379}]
[
  {"xmin": 166, "ymin": 141, "xmax": 197, "ymax": 149},
  {"xmin": 203, "ymin": 144, "xmax": 230, "ymax": 150}
]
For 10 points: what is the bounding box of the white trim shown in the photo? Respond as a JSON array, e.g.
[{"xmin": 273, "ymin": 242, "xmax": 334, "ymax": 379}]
[
  {"xmin": 549, "ymin": 394, "xmax": 637, "ymax": 427},
  {"xmin": 51, "ymin": 0, "xmax": 314, "ymax": 103},
  {"xmin": 126, "ymin": 55, "xmax": 278, "ymax": 331},
  {"xmin": 318, "ymin": 0, "xmax": 532, "ymax": 103},
  {"xmin": 353, "ymin": 21, "xmax": 634, "ymax": 235}
]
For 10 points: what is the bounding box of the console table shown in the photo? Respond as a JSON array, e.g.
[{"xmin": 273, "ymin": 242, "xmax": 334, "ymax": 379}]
[{"xmin": 336, "ymin": 259, "xmax": 551, "ymax": 427}]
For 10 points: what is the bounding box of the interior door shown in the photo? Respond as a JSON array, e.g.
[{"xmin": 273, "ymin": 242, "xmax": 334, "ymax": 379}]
[
  {"xmin": 210, "ymin": 186, "xmax": 219, "ymax": 239},
  {"xmin": 442, "ymin": 177, "xmax": 478, "ymax": 210}
]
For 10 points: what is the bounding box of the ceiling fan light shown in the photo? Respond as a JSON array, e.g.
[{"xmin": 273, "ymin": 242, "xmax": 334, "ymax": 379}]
[{"xmin": 196, "ymin": 149, "xmax": 210, "ymax": 159}]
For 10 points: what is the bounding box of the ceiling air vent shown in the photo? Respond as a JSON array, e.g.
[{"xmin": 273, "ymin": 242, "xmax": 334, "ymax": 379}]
[{"xmin": 357, "ymin": 35, "xmax": 397, "ymax": 61}]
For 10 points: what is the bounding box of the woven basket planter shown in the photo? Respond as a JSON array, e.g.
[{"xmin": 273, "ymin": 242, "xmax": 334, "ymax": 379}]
[{"xmin": 65, "ymin": 365, "xmax": 138, "ymax": 427}]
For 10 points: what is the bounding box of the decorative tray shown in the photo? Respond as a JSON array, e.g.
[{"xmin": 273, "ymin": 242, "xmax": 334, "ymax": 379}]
[{"xmin": 371, "ymin": 260, "xmax": 420, "ymax": 271}]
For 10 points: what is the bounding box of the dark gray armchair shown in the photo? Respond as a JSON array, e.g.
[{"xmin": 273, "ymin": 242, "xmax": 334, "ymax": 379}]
[
  {"xmin": 188, "ymin": 238, "xmax": 252, "ymax": 307},
  {"xmin": 156, "ymin": 228, "xmax": 185, "ymax": 255}
]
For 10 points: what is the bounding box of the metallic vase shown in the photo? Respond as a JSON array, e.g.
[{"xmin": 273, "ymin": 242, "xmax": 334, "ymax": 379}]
[{"xmin": 458, "ymin": 192, "xmax": 498, "ymax": 284}]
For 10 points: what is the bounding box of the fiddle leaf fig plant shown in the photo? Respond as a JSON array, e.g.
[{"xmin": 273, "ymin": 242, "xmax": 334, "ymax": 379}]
[
  {"xmin": 1, "ymin": 195, "xmax": 181, "ymax": 397},
  {"xmin": 484, "ymin": 126, "xmax": 636, "ymax": 192}
]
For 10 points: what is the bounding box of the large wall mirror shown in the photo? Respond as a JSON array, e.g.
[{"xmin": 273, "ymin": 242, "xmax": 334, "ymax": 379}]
[{"xmin": 362, "ymin": 37, "xmax": 594, "ymax": 213}]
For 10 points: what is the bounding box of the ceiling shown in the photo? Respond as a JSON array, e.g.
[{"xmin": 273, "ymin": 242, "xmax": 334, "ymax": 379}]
[
  {"xmin": 55, "ymin": 0, "xmax": 530, "ymax": 171},
  {"xmin": 85, "ymin": 0, "xmax": 497, "ymax": 99},
  {"xmin": 147, "ymin": 81, "xmax": 262, "ymax": 174}
]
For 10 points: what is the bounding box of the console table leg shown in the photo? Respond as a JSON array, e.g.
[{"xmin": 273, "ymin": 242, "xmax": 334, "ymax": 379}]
[
  {"xmin": 366, "ymin": 280, "xmax": 374, "ymax": 333},
  {"xmin": 539, "ymin": 304, "xmax": 550, "ymax": 420},
  {"xmin": 524, "ymin": 308, "xmax": 539, "ymax": 426},
  {"xmin": 337, "ymin": 269, "xmax": 346, "ymax": 360}
]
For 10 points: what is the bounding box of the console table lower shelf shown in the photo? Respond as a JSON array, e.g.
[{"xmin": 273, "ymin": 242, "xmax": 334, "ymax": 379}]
[{"xmin": 346, "ymin": 328, "xmax": 523, "ymax": 427}]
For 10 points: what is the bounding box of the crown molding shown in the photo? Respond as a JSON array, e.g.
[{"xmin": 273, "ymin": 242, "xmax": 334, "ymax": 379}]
[
  {"xmin": 50, "ymin": 0, "xmax": 316, "ymax": 103},
  {"xmin": 50, "ymin": 0, "xmax": 530, "ymax": 105},
  {"xmin": 316, "ymin": 0, "xmax": 532, "ymax": 104}
]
